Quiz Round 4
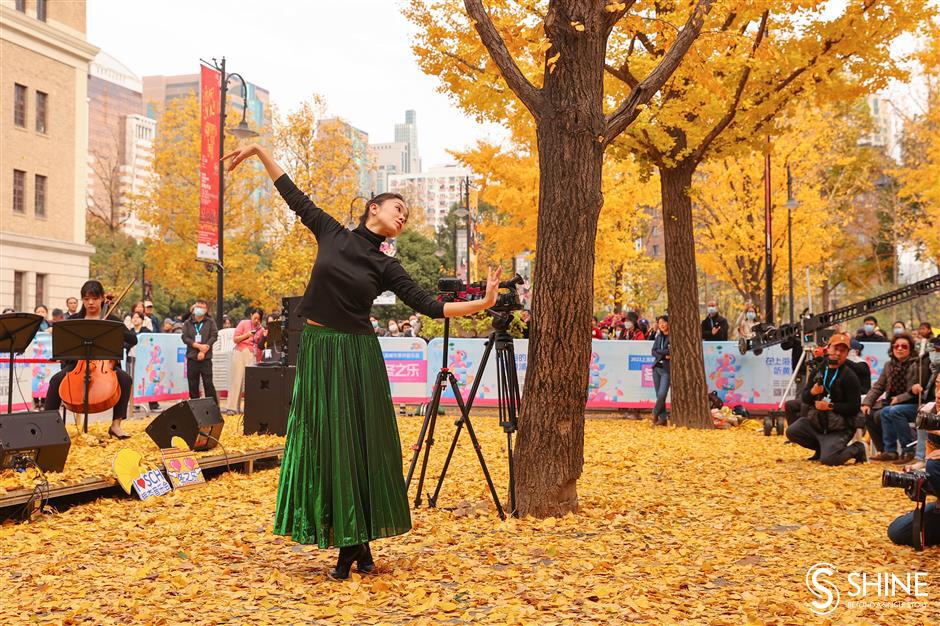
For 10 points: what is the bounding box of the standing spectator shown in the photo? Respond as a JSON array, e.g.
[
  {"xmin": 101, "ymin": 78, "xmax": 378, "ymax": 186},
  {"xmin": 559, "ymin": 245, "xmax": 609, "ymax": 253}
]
[
  {"xmin": 919, "ymin": 322, "xmax": 935, "ymax": 339},
  {"xmin": 401, "ymin": 320, "xmax": 415, "ymax": 337},
  {"xmin": 182, "ymin": 299, "xmax": 219, "ymax": 405},
  {"xmin": 64, "ymin": 297, "xmax": 79, "ymax": 319},
  {"xmin": 892, "ymin": 321, "xmax": 907, "ymax": 337},
  {"xmin": 855, "ymin": 315, "xmax": 888, "ymax": 342},
  {"xmin": 50, "ymin": 308, "xmax": 65, "ymax": 324},
  {"xmin": 387, "ymin": 319, "xmax": 402, "ymax": 337},
  {"xmin": 124, "ymin": 301, "xmax": 153, "ymax": 332},
  {"xmin": 591, "ymin": 317, "xmax": 603, "ymax": 339},
  {"xmin": 127, "ymin": 311, "xmax": 152, "ymax": 412},
  {"xmin": 221, "ymin": 315, "xmax": 234, "ymax": 329},
  {"xmin": 129, "ymin": 311, "xmax": 150, "ymax": 336},
  {"xmin": 226, "ymin": 307, "xmax": 264, "ymax": 414},
  {"xmin": 34, "ymin": 305, "xmax": 50, "ymax": 331},
  {"xmin": 701, "ymin": 300, "xmax": 728, "ymax": 341},
  {"xmin": 651, "ymin": 315, "xmax": 671, "ymax": 426},
  {"xmin": 370, "ymin": 315, "xmax": 387, "ymax": 336},
  {"xmin": 161, "ymin": 318, "xmax": 175, "ymax": 333},
  {"xmin": 408, "ymin": 314, "xmax": 421, "ymax": 337},
  {"xmin": 144, "ymin": 300, "xmax": 160, "ymax": 331},
  {"xmin": 621, "ymin": 311, "xmax": 645, "ymax": 340},
  {"xmin": 863, "ymin": 333, "xmax": 930, "ymax": 462},
  {"xmin": 735, "ymin": 304, "xmax": 760, "ymax": 340}
]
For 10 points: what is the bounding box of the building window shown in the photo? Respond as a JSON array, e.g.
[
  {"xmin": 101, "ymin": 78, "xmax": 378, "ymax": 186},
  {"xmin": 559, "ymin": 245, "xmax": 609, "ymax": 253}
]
[
  {"xmin": 15, "ymin": 0, "xmax": 25, "ymax": 11},
  {"xmin": 36, "ymin": 274, "xmax": 47, "ymax": 309},
  {"xmin": 35, "ymin": 174, "xmax": 47, "ymax": 217},
  {"xmin": 14, "ymin": 84, "xmax": 27, "ymax": 127},
  {"xmin": 35, "ymin": 91, "xmax": 47, "ymax": 133},
  {"xmin": 37, "ymin": 0, "xmax": 47, "ymax": 22},
  {"xmin": 13, "ymin": 272, "xmax": 25, "ymax": 311},
  {"xmin": 13, "ymin": 170, "xmax": 26, "ymax": 213},
  {"xmin": 652, "ymin": 244, "xmax": 660, "ymax": 256}
]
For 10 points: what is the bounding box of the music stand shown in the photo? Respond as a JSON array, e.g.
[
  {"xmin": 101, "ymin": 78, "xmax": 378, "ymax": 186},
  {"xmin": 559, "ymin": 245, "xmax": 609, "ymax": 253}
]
[
  {"xmin": 52, "ymin": 320, "xmax": 126, "ymax": 433},
  {"xmin": 0, "ymin": 313, "xmax": 45, "ymax": 414}
]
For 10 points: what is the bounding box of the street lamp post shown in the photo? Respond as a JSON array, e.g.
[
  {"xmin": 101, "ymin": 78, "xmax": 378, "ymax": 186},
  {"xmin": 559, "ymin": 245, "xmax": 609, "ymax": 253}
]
[
  {"xmin": 348, "ymin": 195, "xmax": 370, "ymax": 229},
  {"xmin": 786, "ymin": 165, "xmax": 797, "ymax": 324},
  {"xmin": 763, "ymin": 139, "xmax": 773, "ymax": 326},
  {"xmin": 455, "ymin": 176, "xmax": 472, "ymax": 282},
  {"xmin": 202, "ymin": 57, "xmax": 259, "ymax": 321}
]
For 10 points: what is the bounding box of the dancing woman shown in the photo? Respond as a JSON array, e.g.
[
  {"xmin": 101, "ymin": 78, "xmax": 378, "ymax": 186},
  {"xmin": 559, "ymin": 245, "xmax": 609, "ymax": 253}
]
[{"xmin": 223, "ymin": 144, "xmax": 499, "ymax": 579}]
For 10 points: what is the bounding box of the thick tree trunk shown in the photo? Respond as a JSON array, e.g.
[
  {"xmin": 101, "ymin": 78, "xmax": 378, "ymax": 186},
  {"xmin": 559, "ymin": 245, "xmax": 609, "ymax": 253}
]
[
  {"xmin": 659, "ymin": 163, "xmax": 711, "ymax": 428},
  {"xmin": 514, "ymin": 5, "xmax": 606, "ymax": 517}
]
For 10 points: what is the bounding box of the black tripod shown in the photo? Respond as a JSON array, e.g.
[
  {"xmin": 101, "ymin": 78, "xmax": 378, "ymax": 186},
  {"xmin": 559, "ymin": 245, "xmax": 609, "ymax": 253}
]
[{"xmin": 405, "ymin": 311, "xmax": 521, "ymax": 518}]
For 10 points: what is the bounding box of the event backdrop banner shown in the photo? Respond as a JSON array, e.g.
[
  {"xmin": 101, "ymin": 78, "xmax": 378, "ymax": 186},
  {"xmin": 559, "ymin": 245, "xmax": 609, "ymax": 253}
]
[{"xmin": 3, "ymin": 334, "xmax": 893, "ymax": 412}]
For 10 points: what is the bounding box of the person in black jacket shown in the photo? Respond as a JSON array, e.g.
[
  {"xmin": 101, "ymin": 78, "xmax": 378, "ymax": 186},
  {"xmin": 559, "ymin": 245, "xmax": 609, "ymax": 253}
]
[
  {"xmin": 181, "ymin": 299, "xmax": 218, "ymax": 404},
  {"xmin": 786, "ymin": 332, "xmax": 867, "ymax": 465},
  {"xmin": 650, "ymin": 315, "xmax": 671, "ymax": 426},
  {"xmin": 701, "ymin": 300, "xmax": 729, "ymax": 341},
  {"xmin": 42, "ymin": 280, "xmax": 137, "ymax": 439}
]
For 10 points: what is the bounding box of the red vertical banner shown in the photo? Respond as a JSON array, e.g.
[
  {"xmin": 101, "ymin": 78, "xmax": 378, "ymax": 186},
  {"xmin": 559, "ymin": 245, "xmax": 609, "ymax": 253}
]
[{"xmin": 197, "ymin": 65, "xmax": 221, "ymax": 262}]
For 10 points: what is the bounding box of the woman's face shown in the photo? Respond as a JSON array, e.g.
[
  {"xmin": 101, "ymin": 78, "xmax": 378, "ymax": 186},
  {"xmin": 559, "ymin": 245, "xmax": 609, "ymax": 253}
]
[
  {"xmin": 251, "ymin": 313, "xmax": 261, "ymax": 326},
  {"xmin": 133, "ymin": 303, "xmax": 145, "ymax": 316},
  {"xmin": 892, "ymin": 339, "xmax": 912, "ymax": 360},
  {"xmin": 659, "ymin": 319, "xmax": 669, "ymax": 332},
  {"xmin": 131, "ymin": 312, "xmax": 143, "ymax": 327},
  {"xmin": 368, "ymin": 198, "xmax": 408, "ymax": 237},
  {"xmin": 35, "ymin": 306, "xmax": 48, "ymax": 318},
  {"xmin": 82, "ymin": 295, "xmax": 103, "ymax": 316}
]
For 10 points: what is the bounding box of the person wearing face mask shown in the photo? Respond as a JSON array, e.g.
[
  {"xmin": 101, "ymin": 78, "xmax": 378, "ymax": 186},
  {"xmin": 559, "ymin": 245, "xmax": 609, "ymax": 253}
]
[
  {"xmin": 854, "ymin": 315, "xmax": 888, "ymax": 343},
  {"xmin": 892, "ymin": 321, "xmax": 907, "ymax": 337},
  {"xmin": 181, "ymin": 299, "xmax": 219, "ymax": 405},
  {"xmin": 387, "ymin": 319, "xmax": 402, "ymax": 337},
  {"xmin": 735, "ymin": 304, "xmax": 760, "ymax": 340},
  {"xmin": 786, "ymin": 333, "xmax": 867, "ymax": 465},
  {"xmin": 701, "ymin": 300, "xmax": 729, "ymax": 341},
  {"xmin": 622, "ymin": 311, "xmax": 645, "ymax": 340},
  {"xmin": 408, "ymin": 315, "xmax": 421, "ymax": 337},
  {"xmin": 370, "ymin": 316, "xmax": 387, "ymax": 337}
]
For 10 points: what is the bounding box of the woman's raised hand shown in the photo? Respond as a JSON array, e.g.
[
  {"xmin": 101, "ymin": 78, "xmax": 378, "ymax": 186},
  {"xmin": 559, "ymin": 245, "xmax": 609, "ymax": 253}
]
[
  {"xmin": 483, "ymin": 266, "xmax": 503, "ymax": 307},
  {"xmin": 221, "ymin": 143, "xmax": 260, "ymax": 172}
]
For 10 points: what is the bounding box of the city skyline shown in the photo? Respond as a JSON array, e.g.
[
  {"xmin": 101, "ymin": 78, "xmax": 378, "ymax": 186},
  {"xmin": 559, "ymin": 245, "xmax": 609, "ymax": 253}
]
[{"xmin": 85, "ymin": 0, "xmax": 507, "ymax": 170}]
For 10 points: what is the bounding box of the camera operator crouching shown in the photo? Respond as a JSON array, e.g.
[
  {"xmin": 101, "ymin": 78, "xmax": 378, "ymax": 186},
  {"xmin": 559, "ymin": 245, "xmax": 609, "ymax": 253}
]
[
  {"xmin": 886, "ymin": 431, "xmax": 940, "ymax": 548},
  {"xmin": 785, "ymin": 333, "xmax": 868, "ymax": 465}
]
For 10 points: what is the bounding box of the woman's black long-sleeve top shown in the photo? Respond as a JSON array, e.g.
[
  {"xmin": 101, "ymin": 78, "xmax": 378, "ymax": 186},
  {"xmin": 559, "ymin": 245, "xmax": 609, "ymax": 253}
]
[{"xmin": 274, "ymin": 174, "xmax": 444, "ymax": 334}]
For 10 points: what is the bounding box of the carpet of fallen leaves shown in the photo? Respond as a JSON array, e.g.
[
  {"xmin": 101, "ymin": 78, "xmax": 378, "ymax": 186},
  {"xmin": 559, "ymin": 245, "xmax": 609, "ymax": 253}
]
[{"xmin": 1, "ymin": 413, "xmax": 936, "ymax": 625}]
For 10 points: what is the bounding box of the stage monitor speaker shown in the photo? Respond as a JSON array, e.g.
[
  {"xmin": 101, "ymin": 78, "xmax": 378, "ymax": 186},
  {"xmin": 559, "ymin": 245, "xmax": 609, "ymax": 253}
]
[
  {"xmin": 146, "ymin": 398, "xmax": 224, "ymax": 451},
  {"xmin": 281, "ymin": 296, "xmax": 304, "ymax": 366},
  {"xmin": 0, "ymin": 410, "xmax": 70, "ymax": 473},
  {"xmin": 244, "ymin": 365, "xmax": 296, "ymax": 436}
]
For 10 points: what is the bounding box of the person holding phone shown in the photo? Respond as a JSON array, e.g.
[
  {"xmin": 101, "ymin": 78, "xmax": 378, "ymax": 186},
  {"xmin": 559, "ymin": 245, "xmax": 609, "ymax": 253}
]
[{"xmin": 225, "ymin": 307, "xmax": 264, "ymax": 414}]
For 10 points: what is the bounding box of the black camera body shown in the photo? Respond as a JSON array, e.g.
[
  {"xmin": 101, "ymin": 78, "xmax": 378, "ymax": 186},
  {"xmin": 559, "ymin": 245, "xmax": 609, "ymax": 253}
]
[
  {"xmin": 915, "ymin": 409, "xmax": 940, "ymax": 431},
  {"xmin": 882, "ymin": 469, "xmax": 935, "ymax": 502},
  {"xmin": 437, "ymin": 274, "xmax": 525, "ymax": 313}
]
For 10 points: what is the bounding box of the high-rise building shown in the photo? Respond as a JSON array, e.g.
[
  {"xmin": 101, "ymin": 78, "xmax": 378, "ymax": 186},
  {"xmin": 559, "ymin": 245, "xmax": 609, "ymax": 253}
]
[
  {"xmin": 859, "ymin": 94, "xmax": 898, "ymax": 160},
  {"xmin": 87, "ymin": 50, "xmax": 154, "ymax": 240},
  {"xmin": 387, "ymin": 164, "xmax": 473, "ymax": 230},
  {"xmin": 1, "ymin": 0, "xmax": 98, "ymax": 311},
  {"xmin": 369, "ymin": 141, "xmax": 408, "ymax": 194},
  {"xmin": 319, "ymin": 118, "xmax": 372, "ymax": 197},
  {"xmin": 142, "ymin": 72, "xmax": 270, "ymax": 129},
  {"xmin": 394, "ymin": 109, "xmax": 421, "ymax": 174}
]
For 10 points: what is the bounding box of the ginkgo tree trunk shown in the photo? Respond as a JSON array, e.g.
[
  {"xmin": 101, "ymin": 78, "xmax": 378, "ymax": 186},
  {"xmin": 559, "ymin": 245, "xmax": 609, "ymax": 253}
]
[{"xmin": 458, "ymin": 0, "xmax": 713, "ymax": 517}]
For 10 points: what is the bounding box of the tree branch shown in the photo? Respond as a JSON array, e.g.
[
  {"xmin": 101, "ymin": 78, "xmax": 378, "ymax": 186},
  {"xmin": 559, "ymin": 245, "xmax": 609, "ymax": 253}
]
[
  {"xmin": 464, "ymin": 0, "xmax": 543, "ymax": 118},
  {"xmin": 604, "ymin": 0, "xmax": 714, "ymax": 145},
  {"xmin": 690, "ymin": 10, "xmax": 768, "ymax": 163},
  {"xmin": 604, "ymin": 0, "xmax": 639, "ymax": 35},
  {"xmin": 604, "ymin": 62, "xmax": 639, "ymax": 88}
]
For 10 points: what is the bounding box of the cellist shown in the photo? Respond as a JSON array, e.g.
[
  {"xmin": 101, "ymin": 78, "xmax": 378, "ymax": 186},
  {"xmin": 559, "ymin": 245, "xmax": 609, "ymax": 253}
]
[{"xmin": 44, "ymin": 280, "xmax": 137, "ymax": 439}]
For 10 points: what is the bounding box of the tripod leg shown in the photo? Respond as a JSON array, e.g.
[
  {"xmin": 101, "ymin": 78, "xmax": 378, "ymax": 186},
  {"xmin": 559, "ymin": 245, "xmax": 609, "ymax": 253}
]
[
  {"xmin": 428, "ymin": 380, "xmax": 471, "ymax": 508},
  {"xmin": 450, "ymin": 372, "xmax": 506, "ymax": 520},
  {"xmin": 497, "ymin": 340, "xmax": 521, "ymax": 517},
  {"xmin": 411, "ymin": 371, "xmax": 449, "ymax": 508},
  {"xmin": 405, "ymin": 370, "xmax": 445, "ymax": 489}
]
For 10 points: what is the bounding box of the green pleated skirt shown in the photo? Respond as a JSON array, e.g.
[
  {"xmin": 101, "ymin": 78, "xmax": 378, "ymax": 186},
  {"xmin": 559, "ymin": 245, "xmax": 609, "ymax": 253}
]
[{"xmin": 273, "ymin": 324, "xmax": 412, "ymax": 548}]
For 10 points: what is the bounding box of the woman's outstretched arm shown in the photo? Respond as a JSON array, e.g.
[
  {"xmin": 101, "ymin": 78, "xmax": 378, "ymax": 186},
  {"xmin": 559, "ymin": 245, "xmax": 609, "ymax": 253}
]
[{"xmin": 222, "ymin": 143, "xmax": 283, "ymax": 181}]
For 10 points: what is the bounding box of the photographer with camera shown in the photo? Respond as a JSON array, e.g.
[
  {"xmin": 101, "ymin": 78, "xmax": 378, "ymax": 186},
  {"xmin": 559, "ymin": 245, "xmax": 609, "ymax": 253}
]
[
  {"xmin": 886, "ymin": 416, "xmax": 940, "ymax": 548},
  {"xmin": 786, "ymin": 333, "xmax": 867, "ymax": 465}
]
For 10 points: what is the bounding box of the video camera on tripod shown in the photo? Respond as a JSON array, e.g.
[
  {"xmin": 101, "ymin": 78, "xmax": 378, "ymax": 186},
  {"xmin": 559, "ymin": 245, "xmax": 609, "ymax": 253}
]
[{"xmin": 437, "ymin": 274, "xmax": 525, "ymax": 315}]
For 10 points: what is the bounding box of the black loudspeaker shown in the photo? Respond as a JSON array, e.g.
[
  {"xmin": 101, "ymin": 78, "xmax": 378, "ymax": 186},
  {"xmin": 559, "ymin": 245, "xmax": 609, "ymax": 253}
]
[
  {"xmin": 281, "ymin": 296, "xmax": 304, "ymax": 367},
  {"xmin": 0, "ymin": 411, "xmax": 71, "ymax": 473},
  {"xmin": 244, "ymin": 365, "xmax": 296, "ymax": 436},
  {"xmin": 146, "ymin": 398, "xmax": 224, "ymax": 451}
]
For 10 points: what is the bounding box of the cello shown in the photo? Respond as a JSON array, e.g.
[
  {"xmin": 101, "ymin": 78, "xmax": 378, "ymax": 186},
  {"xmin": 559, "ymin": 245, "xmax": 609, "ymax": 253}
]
[{"xmin": 58, "ymin": 279, "xmax": 136, "ymax": 416}]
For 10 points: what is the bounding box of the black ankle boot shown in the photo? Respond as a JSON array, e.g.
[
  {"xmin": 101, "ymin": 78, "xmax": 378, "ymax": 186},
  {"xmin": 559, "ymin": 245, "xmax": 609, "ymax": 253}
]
[
  {"xmin": 357, "ymin": 543, "xmax": 376, "ymax": 575},
  {"xmin": 329, "ymin": 544, "xmax": 364, "ymax": 580}
]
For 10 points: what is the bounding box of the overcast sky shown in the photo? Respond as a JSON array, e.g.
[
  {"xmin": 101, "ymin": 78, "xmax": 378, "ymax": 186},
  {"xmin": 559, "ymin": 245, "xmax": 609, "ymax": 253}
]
[{"xmin": 86, "ymin": 0, "xmax": 505, "ymax": 167}]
